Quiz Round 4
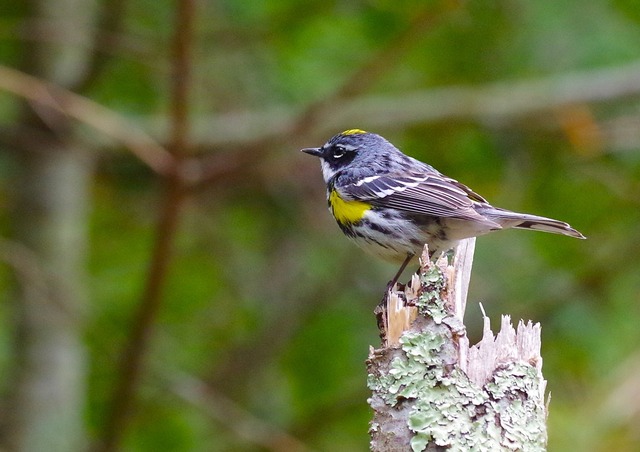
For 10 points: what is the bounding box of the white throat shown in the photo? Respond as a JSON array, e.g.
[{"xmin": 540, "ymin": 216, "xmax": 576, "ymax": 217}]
[{"xmin": 320, "ymin": 159, "xmax": 337, "ymax": 183}]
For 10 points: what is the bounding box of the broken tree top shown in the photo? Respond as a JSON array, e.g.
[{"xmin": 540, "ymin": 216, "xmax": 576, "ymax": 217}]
[{"xmin": 368, "ymin": 240, "xmax": 548, "ymax": 452}]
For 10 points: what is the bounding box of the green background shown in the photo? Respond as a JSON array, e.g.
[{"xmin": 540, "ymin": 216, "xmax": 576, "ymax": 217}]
[{"xmin": 1, "ymin": 0, "xmax": 640, "ymax": 450}]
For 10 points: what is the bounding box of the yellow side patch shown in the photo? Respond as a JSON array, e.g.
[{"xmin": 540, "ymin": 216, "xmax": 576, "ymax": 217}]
[
  {"xmin": 341, "ymin": 128, "xmax": 367, "ymax": 136},
  {"xmin": 329, "ymin": 189, "xmax": 370, "ymax": 225}
]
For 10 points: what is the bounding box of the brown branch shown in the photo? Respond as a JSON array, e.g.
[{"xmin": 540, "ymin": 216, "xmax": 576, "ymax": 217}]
[
  {"xmin": 0, "ymin": 64, "xmax": 175, "ymax": 174},
  {"xmin": 97, "ymin": 0, "xmax": 196, "ymax": 450}
]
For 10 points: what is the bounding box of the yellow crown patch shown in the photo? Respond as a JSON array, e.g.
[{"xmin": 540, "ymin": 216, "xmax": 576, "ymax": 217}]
[{"xmin": 341, "ymin": 128, "xmax": 367, "ymax": 136}]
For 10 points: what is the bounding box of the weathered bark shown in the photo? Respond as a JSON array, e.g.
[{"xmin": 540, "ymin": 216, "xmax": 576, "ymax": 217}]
[{"xmin": 368, "ymin": 241, "xmax": 547, "ymax": 451}]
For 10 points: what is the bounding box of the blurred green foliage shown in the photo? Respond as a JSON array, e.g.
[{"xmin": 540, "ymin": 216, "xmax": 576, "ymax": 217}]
[{"xmin": 2, "ymin": 0, "xmax": 640, "ymax": 450}]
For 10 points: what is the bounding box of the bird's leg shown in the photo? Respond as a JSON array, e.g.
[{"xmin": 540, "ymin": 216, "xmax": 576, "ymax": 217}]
[
  {"xmin": 375, "ymin": 253, "xmax": 415, "ymax": 339},
  {"xmin": 380, "ymin": 253, "xmax": 415, "ymax": 305},
  {"xmin": 389, "ymin": 253, "xmax": 414, "ymax": 291}
]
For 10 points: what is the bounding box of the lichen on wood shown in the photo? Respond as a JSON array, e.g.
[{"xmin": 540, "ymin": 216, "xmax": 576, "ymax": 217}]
[{"xmin": 367, "ymin": 241, "xmax": 547, "ymax": 451}]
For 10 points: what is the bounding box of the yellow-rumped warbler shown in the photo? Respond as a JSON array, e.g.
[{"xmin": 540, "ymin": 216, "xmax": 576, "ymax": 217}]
[{"xmin": 302, "ymin": 129, "xmax": 585, "ymax": 281}]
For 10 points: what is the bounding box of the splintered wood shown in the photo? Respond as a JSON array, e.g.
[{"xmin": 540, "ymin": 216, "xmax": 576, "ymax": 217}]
[
  {"xmin": 378, "ymin": 238, "xmax": 544, "ymax": 382},
  {"xmin": 467, "ymin": 313, "xmax": 545, "ymax": 388}
]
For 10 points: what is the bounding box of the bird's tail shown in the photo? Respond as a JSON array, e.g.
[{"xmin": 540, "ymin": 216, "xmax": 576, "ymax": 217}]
[{"xmin": 479, "ymin": 207, "xmax": 586, "ymax": 239}]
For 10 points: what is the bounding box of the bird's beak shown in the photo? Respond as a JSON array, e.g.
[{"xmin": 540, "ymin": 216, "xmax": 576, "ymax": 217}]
[{"xmin": 301, "ymin": 147, "xmax": 323, "ymax": 157}]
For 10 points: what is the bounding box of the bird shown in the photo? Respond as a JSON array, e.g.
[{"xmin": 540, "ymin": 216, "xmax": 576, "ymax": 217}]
[{"xmin": 301, "ymin": 129, "xmax": 585, "ymax": 285}]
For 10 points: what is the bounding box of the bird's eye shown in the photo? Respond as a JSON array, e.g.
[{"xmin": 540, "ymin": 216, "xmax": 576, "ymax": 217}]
[{"xmin": 333, "ymin": 146, "xmax": 346, "ymax": 158}]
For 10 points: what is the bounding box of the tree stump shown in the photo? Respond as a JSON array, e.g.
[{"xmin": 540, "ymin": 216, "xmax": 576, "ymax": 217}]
[{"xmin": 367, "ymin": 240, "xmax": 547, "ymax": 451}]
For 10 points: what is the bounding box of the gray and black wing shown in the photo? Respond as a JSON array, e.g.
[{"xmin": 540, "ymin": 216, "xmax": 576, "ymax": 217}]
[{"xmin": 336, "ymin": 171, "xmax": 500, "ymax": 226}]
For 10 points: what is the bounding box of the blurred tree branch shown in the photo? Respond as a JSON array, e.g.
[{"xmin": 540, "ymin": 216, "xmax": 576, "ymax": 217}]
[
  {"xmin": 0, "ymin": 64, "xmax": 175, "ymax": 174},
  {"xmin": 4, "ymin": 60, "xmax": 640, "ymax": 184},
  {"xmin": 97, "ymin": 0, "xmax": 196, "ymax": 450},
  {"xmin": 191, "ymin": 1, "xmax": 458, "ymax": 188},
  {"xmin": 181, "ymin": 60, "xmax": 640, "ymax": 149}
]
